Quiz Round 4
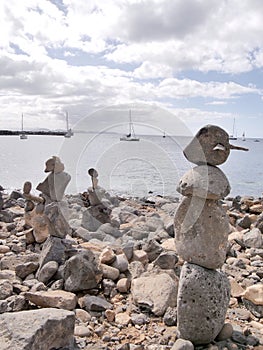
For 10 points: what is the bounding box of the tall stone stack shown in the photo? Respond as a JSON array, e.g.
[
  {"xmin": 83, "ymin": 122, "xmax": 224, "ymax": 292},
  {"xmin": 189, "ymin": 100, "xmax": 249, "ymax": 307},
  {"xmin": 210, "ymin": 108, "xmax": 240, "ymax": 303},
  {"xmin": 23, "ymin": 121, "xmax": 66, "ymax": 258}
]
[{"xmin": 174, "ymin": 125, "xmax": 248, "ymax": 345}]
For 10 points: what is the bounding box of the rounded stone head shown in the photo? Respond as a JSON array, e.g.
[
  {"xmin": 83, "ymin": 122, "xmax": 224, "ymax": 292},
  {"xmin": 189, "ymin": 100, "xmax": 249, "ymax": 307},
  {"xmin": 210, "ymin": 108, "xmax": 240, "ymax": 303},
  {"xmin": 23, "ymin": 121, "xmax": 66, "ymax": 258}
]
[
  {"xmin": 88, "ymin": 168, "xmax": 98, "ymax": 178},
  {"xmin": 183, "ymin": 125, "xmax": 231, "ymax": 166},
  {"xmin": 44, "ymin": 156, "xmax": 65, "ymax": 173}
]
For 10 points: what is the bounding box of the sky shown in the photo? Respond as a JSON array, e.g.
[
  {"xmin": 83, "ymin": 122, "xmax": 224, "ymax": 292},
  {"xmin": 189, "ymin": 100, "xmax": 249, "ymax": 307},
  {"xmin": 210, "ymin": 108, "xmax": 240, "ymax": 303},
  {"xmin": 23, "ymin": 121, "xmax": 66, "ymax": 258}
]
[{"xmin": 1, "ymin": 0, "xmax": 263, "ymax": 137}]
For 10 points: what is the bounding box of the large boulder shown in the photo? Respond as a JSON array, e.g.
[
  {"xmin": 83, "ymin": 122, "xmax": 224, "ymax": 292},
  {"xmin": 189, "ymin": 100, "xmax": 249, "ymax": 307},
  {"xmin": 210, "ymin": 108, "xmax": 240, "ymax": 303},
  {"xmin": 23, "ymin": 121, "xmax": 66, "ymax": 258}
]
[
  {"xmin": 131, "ymin": 271, "xmax": 178, "ymax": 316},
  {"xmin": 177, "ymin": 263, "xmax": 230, "ymax": 345},
  {"xmin": 0, "ymin": 308, "xmax": 75, "ymax": 350}
]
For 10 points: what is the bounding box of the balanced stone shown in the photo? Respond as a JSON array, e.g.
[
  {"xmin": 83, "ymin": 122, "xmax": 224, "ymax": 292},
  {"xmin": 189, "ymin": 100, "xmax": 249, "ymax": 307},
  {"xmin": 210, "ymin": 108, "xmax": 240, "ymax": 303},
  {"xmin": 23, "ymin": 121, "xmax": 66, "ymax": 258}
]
[
  {"xmin": 174, "ymin": 196, "xmax": 230, "ymax": 269},
  {"xmin": 177, "ymin": 165, "xmax": 230, "ymax": 200},
  {"xmin": 177, "ymin": 262, "xmax": 230, "ymax": 345},
  {"xmin": 183, "ymin": 125, "xmax": 231, "ymax": 166},
  {"xmin": 36, "ymin": 156, "xmax": 71, "ymax": 203}
]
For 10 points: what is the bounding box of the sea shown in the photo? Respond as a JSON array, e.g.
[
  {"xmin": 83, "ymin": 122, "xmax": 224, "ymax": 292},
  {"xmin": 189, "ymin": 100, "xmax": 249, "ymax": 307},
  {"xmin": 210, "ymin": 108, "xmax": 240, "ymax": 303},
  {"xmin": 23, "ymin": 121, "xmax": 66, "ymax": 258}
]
[{"xmin": 0, "ymin": 132, "xmax": 262, "ymax": 199}]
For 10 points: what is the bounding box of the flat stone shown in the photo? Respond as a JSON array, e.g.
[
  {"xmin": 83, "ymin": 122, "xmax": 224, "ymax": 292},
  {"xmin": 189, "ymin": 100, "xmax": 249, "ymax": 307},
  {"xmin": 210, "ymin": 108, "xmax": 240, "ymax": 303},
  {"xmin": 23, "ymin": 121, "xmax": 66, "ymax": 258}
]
[
  {"xmin": 0, "ymin": 280, "xmax": 13, "ymax": 300},
  {"xmin": 15, "ymin": 261, "xmax": 39, "ymax": 279},
  {"xmin": 25, "ymin": 290, "xmax": 77, "ymax": 310},
  {"xmin": 174, "ymin": 197, "xmax": 230, "ymax": 269},
  {"xmin": 177, "ymin": 165, "xmax": 230, "ymax": 199},
  {"xmin": 0, "ymin": 308, "xmax": 75, "ymax": 350},
  {"xmin": 183, "ymin": 125, "xmax": 231, "ymax": 166},
  {"xmin": 78, "ymin": 295, "xmax": 112, "ymax": 312},
  {"xmin": 177, "ymin": 262, "xmax": 230, "ymax": 345}
]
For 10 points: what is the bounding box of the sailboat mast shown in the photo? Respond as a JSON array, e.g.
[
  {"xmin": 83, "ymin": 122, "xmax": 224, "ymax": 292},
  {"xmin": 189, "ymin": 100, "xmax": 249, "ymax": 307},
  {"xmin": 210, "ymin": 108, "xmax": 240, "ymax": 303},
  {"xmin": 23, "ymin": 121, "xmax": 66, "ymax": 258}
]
[
  {"xmin": 66, "ymin": 111, "xmax": 69, "ymax": 131},
  {"xmin": 21, "ymin": 113, "xmax": 24, "ymax": 132},
  {"xmin": 129, "ymin": 109, "xmax": 132, "ymax": 135}
]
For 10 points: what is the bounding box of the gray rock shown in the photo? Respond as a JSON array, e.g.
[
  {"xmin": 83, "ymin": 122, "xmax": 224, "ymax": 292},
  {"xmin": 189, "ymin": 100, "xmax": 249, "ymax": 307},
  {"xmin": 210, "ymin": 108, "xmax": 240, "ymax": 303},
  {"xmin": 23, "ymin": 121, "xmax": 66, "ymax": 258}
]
[
  {"xmin": 64, "ymin": 251, "xmax": 102, "ymax": 292},
  {"xmin": 0, "ymin": 300, "xmax": 8, "ymax": 314},
  {"xmin": 37, "ymin": 260, "xmax": 59, "ymax": 284},
  {"xmin": 183, "ymin": 125, "xmax": 231, "ymax": 166},
  {"xmin": 177, "ymin": 262, "xmax": 230, "ymax": 345},
  {"xmin": 81, "ymin": 207, "xmax": 103, "ymax": 231},
  {"xmin": 97, "ymin": 223, "xmax": 122, "ymax": 238},
  {"xmin": 0, "ymin": 308, "xmax": 75, "ymax": 350},
  {"xmin": 6, "ymin": 294, "xmax": 29, "ymax": 312},
  {"xmin": 163, "ymin": 306, "xmax": 177, "ymax": 326},
  {"xmin": 236, "ymin": 214, "xmax": 251, "ymax": 229},
  {"xmin": 142, "ymin": 239, "xmax": 163, "ymax": 262},
  {"xmin": 154, "ymin": 251, "xmax": 178, "ymax": 269},
  {"xmin": 111, "ymin": 253, "xmax": 129, "ymax": 272},
  {"xmin": 177, "ymin": 165, "xmax": 230, "ymax": 199},
  {"xmin": 45, "ymin": 202, "xmax": 72, "ymax": 238},
  {"xmin": 174, "ymin": 196, "xmax": 230, "ymax": 269},
  {"xmin": 171, "ymin": 339, "xmax": 194, "ymax": 350},
  {"xmin": 38, "ymin": 236, "xmax": 66, "ymax": 270},
  {"xmin": 0, "ymin": 253, "xmax": 39, "ymax": 270},
  {"xmin": 15, "ymin": 262, "xmax": 39, "ymax": 279},
  {"xmin": 122, "ymin": 241, "xmax": 134, "ymax": 261},
  {"xmin": 131, "ymin": 272, "xmax": 178, "ymax": 316},
  {"xmin": 243, "ymin": 227, "xmax": 263, "ymax": 248},
  {"xmin": 242, "ymin": 298, "xmax": 263, "ymax": 318},
  {"xmin": 131, "ymin": 313, "xmax": 149, "ymax": 326},
  {"xmin": 0, "ymin": 280, "xmax": 13, "ymax": 300},
  {"xmin": 79, "ymin": 295, "xmax": 112, "ymax": 311}
]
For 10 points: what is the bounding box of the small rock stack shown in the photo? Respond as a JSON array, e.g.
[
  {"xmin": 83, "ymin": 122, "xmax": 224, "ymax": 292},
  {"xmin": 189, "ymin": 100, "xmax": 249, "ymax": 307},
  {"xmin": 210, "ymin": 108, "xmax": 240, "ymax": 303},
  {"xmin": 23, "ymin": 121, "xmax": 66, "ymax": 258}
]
[{"xmin": 174, "ymin": 125, "xmax": 248, "ymax": 345}]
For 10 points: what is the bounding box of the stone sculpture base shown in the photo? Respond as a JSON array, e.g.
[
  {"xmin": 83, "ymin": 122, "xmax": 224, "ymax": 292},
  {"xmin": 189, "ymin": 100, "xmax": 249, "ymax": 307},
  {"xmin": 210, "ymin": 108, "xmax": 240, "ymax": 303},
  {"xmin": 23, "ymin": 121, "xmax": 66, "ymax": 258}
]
[{"xmin": 177, "ymin": 262, "xmax": 230, "ymax": 345}]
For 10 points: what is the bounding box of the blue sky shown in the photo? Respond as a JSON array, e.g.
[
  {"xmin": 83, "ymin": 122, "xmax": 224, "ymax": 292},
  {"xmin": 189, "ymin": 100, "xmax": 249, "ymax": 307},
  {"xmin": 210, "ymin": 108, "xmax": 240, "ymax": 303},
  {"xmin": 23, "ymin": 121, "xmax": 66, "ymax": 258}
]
[{"xmin": 1, "ymin": 0, "xmax": 263, "ymax": 137}]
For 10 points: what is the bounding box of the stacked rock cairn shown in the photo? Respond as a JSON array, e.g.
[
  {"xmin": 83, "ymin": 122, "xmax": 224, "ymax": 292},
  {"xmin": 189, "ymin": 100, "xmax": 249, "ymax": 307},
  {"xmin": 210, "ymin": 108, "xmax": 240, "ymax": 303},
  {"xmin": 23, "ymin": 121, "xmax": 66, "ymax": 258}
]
[{"xmin": 174, "ymin": 125, "xmax": 248, "ymax": 345}]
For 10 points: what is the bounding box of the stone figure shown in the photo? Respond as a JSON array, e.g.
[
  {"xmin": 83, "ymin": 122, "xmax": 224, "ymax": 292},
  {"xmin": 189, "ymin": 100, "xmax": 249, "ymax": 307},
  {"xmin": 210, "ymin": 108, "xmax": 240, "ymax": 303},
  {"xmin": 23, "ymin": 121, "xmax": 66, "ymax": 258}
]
[
  {"xmin": 36, "ymin": 156, "xmax": 71, "ymax": 204},
  {"xmin": 81, "ymin": 168, "xmax": 112, "ymax": 231},
  {"xmin": 23, "ymin": 157, "xmax": 72, "ymax": 243},
  {"xmin": 174, "ymin": 125, "xmax": 248, "ymax": 345}
]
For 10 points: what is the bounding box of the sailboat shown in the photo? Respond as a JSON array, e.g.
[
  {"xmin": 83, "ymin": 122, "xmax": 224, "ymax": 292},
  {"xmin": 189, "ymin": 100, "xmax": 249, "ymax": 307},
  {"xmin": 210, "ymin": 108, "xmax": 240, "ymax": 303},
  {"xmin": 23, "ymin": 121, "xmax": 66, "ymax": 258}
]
[
  {"xmin": 242, "ymin": 131, "xmax": 246, "ymax": 141},
  {"xmin": 64, "ymin": 111, "xmax": 74, "ymax": 138},
  {"xmin": 120, "ymin": 110, "xmax": 139, "ymax": 141},
  {"xmin": 229, "ymin": 118, "xmax": 237, "ymax": 140},
  {"xmin": 163, "ymin": 130, "xmax": 166, "ymax": 138},
  {"xmin": 20, "ymin": 113, "xmax": 28, "ymax": 140}
]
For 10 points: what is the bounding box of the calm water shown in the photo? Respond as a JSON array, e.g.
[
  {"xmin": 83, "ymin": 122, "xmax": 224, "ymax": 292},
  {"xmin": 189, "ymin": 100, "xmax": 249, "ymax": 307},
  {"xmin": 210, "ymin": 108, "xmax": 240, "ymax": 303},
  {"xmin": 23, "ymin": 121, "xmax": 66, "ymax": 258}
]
[{"xmin": 0, "ymin": 133, "xmax": 262, "ymax": 198}]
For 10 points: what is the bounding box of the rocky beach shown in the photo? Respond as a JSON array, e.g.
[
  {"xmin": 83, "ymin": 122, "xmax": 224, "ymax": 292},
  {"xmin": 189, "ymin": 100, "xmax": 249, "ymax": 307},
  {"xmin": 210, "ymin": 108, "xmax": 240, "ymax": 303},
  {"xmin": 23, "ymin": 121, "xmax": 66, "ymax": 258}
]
[{"xmin": 0, "ymin": 186, "xmax": 262, "ymax": 350}]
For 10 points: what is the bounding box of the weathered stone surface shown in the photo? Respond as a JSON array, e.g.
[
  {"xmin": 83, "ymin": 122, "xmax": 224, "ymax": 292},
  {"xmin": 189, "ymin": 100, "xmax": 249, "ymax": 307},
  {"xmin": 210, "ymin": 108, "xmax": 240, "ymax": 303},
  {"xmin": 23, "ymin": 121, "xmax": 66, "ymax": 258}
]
[
  {"xmin": 25, "ymin": 290, "xmax": 77, "ymax": 310},
  {"xmin": 111, "ymin": 253, "xmax": 129, "ymax": 272},
  {"xmin": 171, "ymin": 338, "xmax": 194, "ymax": 350},
  {"xmin": 153, "ymin": 251, "xmax": 178, "ymax": 269},
  {"xmin": 177, "ymin": 165, "xmax": 230, "ymax": 199},
  {"xmin": 183, "ymin": 125, "xmax": 231, "ymax": 166},
  {"xmin": 0, "ymin": 253, "xmax": 39, "ymax": 270},
  {"xmin": 100, "ymin": 263, "xmax": 120, "ymax": 280},
  {"xmin": 0, "ymin": 308, "xmax": 75, "ymax": 350},
  {"xmin": 15, "ymin": 262, "xmax": 39, "ymax": 279},
  {"xmin": 243, "ymin": 227, "xmax": 263, "ymax": 248},
  {"xmin": 242, "ymin": 284, "xmax": 263, "ymax": 305},
  {"xmin": 78, "ymin": 295, "xmax": 112, "ymax": 311},
  {"xmin": 37, "ymin": 260, "xmax": 59, "ymax": 284},
  {"xmin": 64, "ymin": 251, "xmax": 102, "ymax": 292},
  {"xmin": 24, "ymin": 209, "xmax": 51, "ymax": 243},
  {"xmin": 174, "ymin": 196, "xmax": 230, "ymax": 269},
  {"xmin": 45, "ymin": 202, "xmax": 72, "ymax": 238},
  {"xmin": 38, "ymin": 236, "xmax": 66, "ymax": 270},
  {"xmin": 131, "ymin": 272, "xmax": 178, "ymax": 316},
  {"xmin": 0, "ymin": 280, "xmax": 13, "ymax": 300},
  {"xmin": 100, "ymin": 247, "xmax": 116, "ymax": 264},
  {"xmin": 177, "ymin": 263, "xmax": 230, "ymax": 345}
]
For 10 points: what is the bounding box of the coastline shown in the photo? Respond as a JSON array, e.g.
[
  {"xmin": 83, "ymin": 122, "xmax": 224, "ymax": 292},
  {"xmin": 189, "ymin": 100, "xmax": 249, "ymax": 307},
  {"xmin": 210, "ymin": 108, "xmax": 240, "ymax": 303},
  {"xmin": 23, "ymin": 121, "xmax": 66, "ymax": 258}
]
[{"xmin": 0, "ymin": 189, "xmax": 262, "ymax": 349}]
